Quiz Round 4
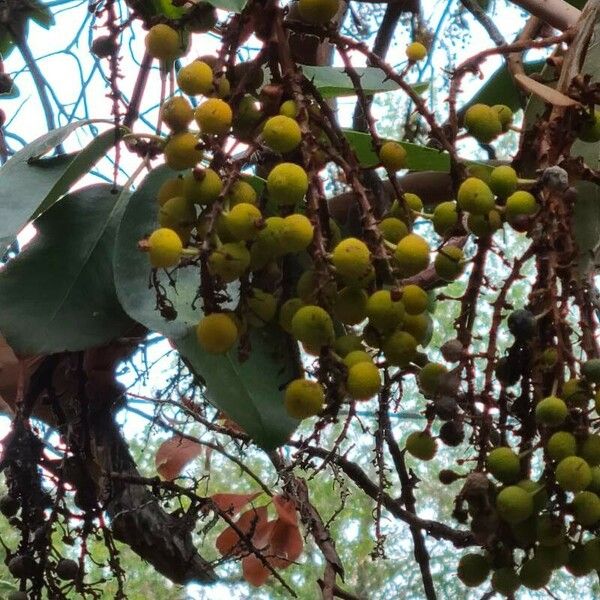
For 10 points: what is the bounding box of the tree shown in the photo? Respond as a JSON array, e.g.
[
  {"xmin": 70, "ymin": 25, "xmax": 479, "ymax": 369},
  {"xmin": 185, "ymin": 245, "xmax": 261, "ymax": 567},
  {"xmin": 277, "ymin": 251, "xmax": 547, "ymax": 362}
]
[{"xmin": 1, "ymin": 0, "xmax": 600, "ymax": 598}]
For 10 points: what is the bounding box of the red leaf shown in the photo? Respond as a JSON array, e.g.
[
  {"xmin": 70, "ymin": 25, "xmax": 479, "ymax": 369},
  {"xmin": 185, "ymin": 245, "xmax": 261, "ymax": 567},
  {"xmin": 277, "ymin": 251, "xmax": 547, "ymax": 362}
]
[
  {"xmin": 211, "ymin": 492, "xmax": 261, "ymax": 517},
  {"xmin": 272, "ymin": 494, "xmax": 298, "ymax": 526},
  {"xmin": 216, "ymin": 505, "xmax": 267, "ymax": 556},
  {"xmin": 242, "ymin": 554, "xmax": 271, "ymax": 587},
  {"xmin": 154, "ymin": 435, "xmax": 203, "ymax": 481},
  {"xmin": 269, "ymin": 520, "xmax": 303, "ymax": 568}
]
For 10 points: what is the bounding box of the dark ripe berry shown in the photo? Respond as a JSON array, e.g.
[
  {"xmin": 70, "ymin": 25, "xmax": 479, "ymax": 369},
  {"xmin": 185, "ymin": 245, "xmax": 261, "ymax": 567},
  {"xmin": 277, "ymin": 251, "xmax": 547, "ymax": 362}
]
[
  {"xmin": 440, "ymin": 420, "xmax": 464, "ymax": 446},
  {"xmin": 507, "ymin": 309, "xmax": 535, "ymax": 339},
  {"xmin": 8, "ymin": 555, "xmax": 36, "ymax": 579},
  {"xmin": 495, "ymin": 357, "xmax": 520, "ymax": 386},
  {"xmin": 188, "ymin": 2, "xmax": 218, "ymax": 33},
  {"xmin": 440, "ymin": 339, "xmax": 463, "ymax": 362},
  {"xmin": 433, "ymin": 396, "xmax": 458, "ymax": 421},
  {"xmin": 91, "ymin": 35, "xmax": 117, "ymax": 58},
  {"xmin": 8, "ymin": 592, "xmax": 28, "ymax": 600},
  {"xmin": 56, "ymin": 558, "xmax": 79, "ymax": 581},
  {"xmin": 439, "ymin": 469, "xmax": 461, "ymax": 484},
  {"xmin": 0, "ymin": 495, "xmax": 19, "ymax": 517},
  {"xmin": 0, "ymin": 73, "xmax": 14, "ymax": 94}
]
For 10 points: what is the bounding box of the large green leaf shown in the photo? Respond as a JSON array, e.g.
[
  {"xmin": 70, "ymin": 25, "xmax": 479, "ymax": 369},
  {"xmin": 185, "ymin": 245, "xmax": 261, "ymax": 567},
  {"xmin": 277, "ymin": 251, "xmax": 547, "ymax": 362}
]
[
  {"xmin": 0, "ymin": 185, "xmax": 135, "ymax": 354},
  {"xmin": 29, "ymin": 1, "xmax": 56, "ymax": 28},
  {"xmin": 301, "ymin": 65, "xmax": 428, "ymax": 98},
  {"xmin": 460, "ymin": 59, "xmax": 546, "ymax": 114},
  {"xmin": 177, "ymin": 327, "xmax": 299, "ymax": 449},
  {"xmin": 0, "ymin": 123, "xmax": 119, "ymax": 249},
  {"xmin": 114, "ymin": 165, "xmax": 202, "ymax": 339}
]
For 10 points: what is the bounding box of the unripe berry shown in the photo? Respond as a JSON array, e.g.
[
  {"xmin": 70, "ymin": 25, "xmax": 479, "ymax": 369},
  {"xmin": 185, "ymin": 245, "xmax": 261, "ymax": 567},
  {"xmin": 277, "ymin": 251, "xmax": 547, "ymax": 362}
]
[
  {"xmin": 366, "ymin": 290, "xmax": 405, "ymax": 331},
  {"xmin": 401, "ymin": 312, "xmax": 433, "ymax": 346},
  {"xmin": 535, "ymin": 514, "xmax": 565, "ymax": 546},
  {"xmin": 555, "ymin": 456, "xmax": 592, "ymax": 492},
  {"xmin": 562, "ymin": 377, "xmax": 590, "ymax": 407},
  {"xmin": 418, "ymin": 362, "xmax": 448, "ymax": 397},
  {"xmin": 195, "ymin": 98, "xmax": 232, "ymax": 135},
  {"xmin": 161, "ymin": 96, "xmax": 194, "ymax": 132},
  {"xmin": 432, "ymin": 201, "xmax": 458, "ymax": 236},
  {"xmin": 266, "ymin": 162, "xmax": 309, "ymax": 206},
  {"xmin": 280, "ymin": 214, "xmax": 314, "ymax": 253},
  {"xmin": 279, "ymin": 298, "xmax": 304, "ymax": 333},
  {"xmin": 394, "ymin": 233, "xmax": 430, "ymax": 276},
  {"xmin": 401, "ymin": 284, "xmax": 428, "ymax": 315},
  {"xmin": 164, "ymin": 132, "xmax": 202, "ymax": 170},
  {"xmin": 279, "ymin": 100, "xmax": 299, "ymax": 118},
  {"xmin": 489, "ymin": 165, "xmax": 518, "ymax": 198},
  {"xmin": 284, "ymin": 378, "xmax": 324, "ymax": 418},
  {"xmin": 535, "ymin": 395, "xmax": 567, "ymax": 426},
  {"xmin": 519, "ymin": 479, "xmax": 548, "ymax": 511},
  {"xmin": 457, "ymin": 177, "xmax": 495, "ymax": 215},
  {"xmin": 297, "ymin": 0, "xmax": 340, "ymax": 24},
  {"xmin": 157, "ymin": 177, "xmax": 185, "ymax": 206},
  {"xmin": 378, "ymin": 217, "xmax": 408, "ymax": 243},
  {"xmin": 334, "ymin": 334, "xmax": 363, "ymax": 357},
  {"xmin": 467, "ymin": 209, "xmax": 502, "ymax": 237},
  {"xmin": 572, "ymin": 490, "xmax": 600, "ymax": 526},
  {"xmin": 582, "ymin": 358, "xmax": 600, "ymax": 382},
  {"xmin": 491, "ymin": 567, "xmax": 520, "ymax": 596},
  {"xmin": 262, "ymin": 115, "xmax": 302, "ymax": 154},
  {"xmin": 247, "ymin": 289, "xmax": 277, "ymax": 326},
  {"xmin": 493, "ymin": 104, "xmax": 513, "ymax": 131},
  {"xmin": 343, "ymin": 350, "xmax": 373, "ymax": 368},
  {"xmin": 507, "ymin": 308, "xmax": 535, "ymax": 339},
  {"xmin": 382, "ymin": 331, "xmax": 417, "ymax": 367},
  {"xmin": 434, "ymin": 245, "xmax": 464, "ymax": 281},
  {"xmin": 519, "ymin": 557, "xmax": 551, "ymax": 590},
  {"xmin": 405, "ymin": 431, "xmax": 437, "ymax": 460},
  {"xmin": 379, "ymin": 141, "xmax": 407, "ymax": 171},
  {"xmin": 346, "ymin": 361, "xmax": 381, "ymax": 400},
  {"xmin": 224, "ymin": 203, "xmax": 262, "ymax": 241},
  {"xmin": 291, "ymin": 305, "xmax": 335, "ymax": 347},
  {"xmin": 580, "ymin": 433, "xmax": 600, "ymax": 466},
  {"xmin": 331, "ymin": 238, "xmax": 371, "ymax": 283},
  {"xmin": 486, "ymin": 446, "xmax": 520, "ymax": 484},
  {"xmin": 196, "ymin": 313, "xmax": 238, "ymax": 354},
  {"xmin": 505, "ymin": 190, "xmax": 538, "ymax": 220},
  {"xmin": 457, "ymin": 553, "xmax": 490, "ymax": 587},
  {"xmin": 208, "ymin": 242, "xmax": 250, "ymax": 282},
  {"xmin": 464, "ymin": 103, "xmax": 502, "ymax": 143},
  {"xmin": 177, "ymin": 61, "xmax": 214, "ymax": 96},
  {"xmin": 546, "ymin": 431, "xmax": 576, "ymax": 461},
  {"xmin": 577, "ymin": 110, "xmax": 600, "ymax": 143},
  {"xmin": 496, "ymin": 485, "xmax": 533, "ymax": 523},
  {"xmin": 147, "ymin": 228, "xmax": 183, "ymax": 268},
  {"xmin": 145, "ymin": 24, "xmax": 185, "ymax": 62},
  {"xmin": 406, "ymin": 42, "xmax": 427, "ymax": 62},
  {"xmin": 227, "ymin": 179, "xmax": 257, "ymax": 206},
  {"xmin": 333, "ymin": 287, "xmax": 368, "ymax": 325},
  {"xmin": 184, "ymin": 168, "xmax": 223, "ymax": 205}
]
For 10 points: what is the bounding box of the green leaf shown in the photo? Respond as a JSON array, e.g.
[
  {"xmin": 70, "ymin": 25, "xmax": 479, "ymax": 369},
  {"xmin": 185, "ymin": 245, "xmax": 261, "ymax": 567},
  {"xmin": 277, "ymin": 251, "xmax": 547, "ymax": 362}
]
[
  {"xmin": 28, "ymin": 1, "xmax": 56, "ymax": 28},
  {"xmin": 0, "ymin": 123, "xmax": 120, "ymax": 249},
  {"xmin": 114, "ymin": 165, "xmax": 203, "ymax": 339},
  {"xmin": 0, "ymin": 185, "xmax": 135, "ymax": 354},
  {"xmin": 150, "ymin": 0, "xmax": 187, "ymax": 18},
  {"xmin": 176, "ymin": 327, "xmax": 300, "ymax": 449},
  {"xmin": 461, "ymin": 59, "xmax": 546, "ymax": 114},
  {"xmin": 204, "ymin": 0, "xmax": 247, "ymax": 11},
  {"xmin": 301, "ymin": 65, "xmax": 428, "ymax": 98},
  {"xmin": 0, "ymin": 28, "xmax": 14, "ymax": 57}
]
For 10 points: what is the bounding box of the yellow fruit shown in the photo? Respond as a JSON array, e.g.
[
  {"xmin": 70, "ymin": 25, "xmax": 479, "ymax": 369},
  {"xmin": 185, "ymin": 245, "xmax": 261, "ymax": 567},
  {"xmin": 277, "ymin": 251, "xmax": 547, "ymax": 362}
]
[
  {"xmin": 535, "ymin": 395, "xmax": 567, "ymax": 426},
  {"xmin": 418, "ymin": 362, "xmax": 448, "ymax": 397},
  {"xmin": 196, "ymin": 313, "xmax": 238, "ymax": 354},
  {"xmin": 464, "ymin": 103, "xmax": 502, "ymax": 143},
  {"xmin": 496, "ymin": 485, "xmax": 533, "ymax": 523},
  {"xmin": 331, "ymin": 238, "xmax": 371, "ymax": 283},
  {"xmin": 406, "ymin": 431, "xmax": 437, "ymax": 460},
  {"xmin": 145, "ymin": 24, "xmax": 184, "ymax": 61},
  {"xmin": 343, "ymin": 350, "xmax": 373, "ymax": 368},
  {"xmin": 572, "ymin": 491, "xmax": 600, "ymax": 526},
  {"xmin": 164, "ymin": 132, "xmax": 202, "ymax": 170},
  {"xmin": 147, "ymin": 228, "xmax": 183, "ymax": 268},
  {"xmin": 406, "ymin": 42, "xmax": 427, "ymax": 62},
  {"xmin": 247, "ymin": 289, "xmax": 278, "ymax": 326},
  {"xmin": 279, "ymin": 100, "xmax": 299, "ymax": 118},
  {"xmin": 334, "ymin": 335, "xmax": 363, "ymax": 357},
  {"xmin": 158, "ymin": 196, "xmax": 196, "ymax": 235},
  {"xmin": 457, "ymin": 177, "xmax": 495, "ymax": 215},
  {"xmin": 577, "ymin": 110, "xmax": 600, "ymax": 143},
  {"xmin": 262, "ymin": 115, "xmax": 302, "ymax": 154},
  {"xmin": 227, "ymin": 179, "xmax": 257, "ymax": 206},
  {"xmin": 402, "ymin": 312, "xmax": 432, "ymax": 345},
  {"xmin": 280, "ymin": 214, "xmax": 314, "ymax": 253},
  {"xmin": 224, "ymin": 203, "xmax": 262, "ymax": 241},
  {"xmin": 457, "ymin": 553, "xmax": 490, "ymax": 588},
  {"xmin": 547, "ymin": 431, "xmax": 576, "ymax": 461},
  {"xmin": 157, "ymin": 177, "xmax": 185, "ymax": 206},
  {"xmin": 493, "ymin": 104, "xmax": 513, "ymax": 131},
  {"xmin": 379, "ymin": 217, "xmax": 408, "ymax": 243},
  {"xmin": 432, "ymin": 201, "xmax": 458, "ymax": 236},
  {"xmin": 379, "ymin": 141, "xmax": 407, "ymax": 172},
  {"xmin": 486, "ymin": 447, "xmax": 520, "ymax": 484},
  {"xmin": 296, "ymin": 269, "xmax": 336, "ymax": 304},
  {"xmin": 291, "ymin": 305, "xmax": 335, "ymax": 347},
  {"xmin": 366, "ymin": 289, "xmax": 405, "ymax": 331},
  {"xmin": 401, "ymin": 284, "xmax": 428, "ymax": 315},
  {"xmin": 394, "ymin": 233, "xmax": 430, "ymax": 276},
  {"xmin": 298, "ymin": 0, "xmax": 340, "ymax": 24},
  {"xmin": 177, "ymin": 61, "xmax": 214, "ymax": 96},
  {"xmin": 519, "ymin": 558, "xmax": 551, "ymax": 590},
  {"xmin": 434, "ymin": 245, "xmax": 464, "ymax": 281},
  {"xmin": 161, "ymin": 96, "xmax": 194, "ymax": 132},
  {"xmin": 333, "ymin": 287, "xmax": 368, "ymax": 325},
  {"xmin": 183, "ymin": 168, "xmax": 223, "ymax": 205},
  {"xmin": 284, "ymin": 379, "xmax": 324, "ymax": 419},
  {"xmin": 195, "ymin": 98, "xmax": 232, "ymax": 135},
  {"xmin": 555, "ymin": 456, "xmax": 592, "ymax": 492},
  {"xmin": 208, "ymin": 242, "xmax": 250, "ymax": 282},
  {"xmin": 266, "ymin": 162, "xmax": 309, "ymax": 206},
  {"xmin": 403, "ymin": 192, "xmax": 423, "ymax": 212},
  {"xmin": 346, "ymin": 361, "xmax": 381, "ymax": 400},
  {"xmin": 467, "ymin": 209, "xmax": 502, "ymax": 237},
  {"xmin": 383, "ymin": 331, "xmax": 417, "ymax": 367},
  {"xmin": 489, "ymin": 165, "xmax": 518, "ymax": 198},
  {"xmin": 250, "ymin": 217, "xmax": 284, "ymax": 269},
  {"xmin": 505, "ymin": 191, "xmax": 538, "ymax": 220},
  {"xmin": 279, "ymin": 298, "xmax": 304, "ymax": 333}
]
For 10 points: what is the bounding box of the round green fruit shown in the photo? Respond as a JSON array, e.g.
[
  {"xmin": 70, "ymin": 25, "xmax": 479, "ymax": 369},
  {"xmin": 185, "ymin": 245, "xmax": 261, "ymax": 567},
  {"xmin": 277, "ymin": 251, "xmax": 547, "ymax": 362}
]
[
  {"xmin": 432, "ymin": 201, "xmax": 458, "ymax": 236},
  {"xmin": 457, "ymin": 553, "xmax": 490, "ymax": 587},
  {"xmin": 164, "ymin": 132, "xmax": 202, "ymax": 170},
  {"xmin": 405, "ymin": 431, "xmax": 437, "ymax": 461},
  {"xmin": 547, "ymin": 431, "xmax": 576, "ymax": 461},
  {"xmin": 578, "ymin": 110, "xmax": 600, "ymax": 143},
  {"xmin": 457, "ymin": 177, "xmax": 495, "ymax": 215},
  {"xmin": 489, "ymin": 165, "xmax": 518, "ymax": 198},
  {"xmin": 208, "ymin": 242, "xmax": 251, "ymax": 283},
  {"xmin": 583, "ymin": 358, "xmax": 600, "ymax": 383},
  {"xmin": 284, "ymin": 379, "xmax": 324, "ymax": 419},
  {"xmin": 278, "ymin": 298, "xmax": 304, "ymax": 333},
  {"xmin": 379, "ymin": 217, "xmax": 408, "ymax": 244},
  {"xmin": 145, "ymin": 24, "xmax": 184, "ymax": 61},
  {"xmin": 519, "ymin": 557, "xmax": 551, "ymax": 590},
  {"xmin": 161, "ymin": 96, "xmax": 194, "ymax": 132},
  {"xmin": 555, "ymin": 455, "xmax": 592, "ymax": 492},
  {"xmin": 331, "ymin": 238, "xmax": 371, "ymax": 283},
  {"xmin": 464, "ymin": 103, "xmax": 502, "ymax": 143},
  {"xmin": 493, "ymin": 104, "xmax": 513, "ymax": 131},
  {"xmin": 572, "ymin": 491, "xmax": 600, "ymax": 526},
  {"xmin": 505, "ymin": 191, "xmax": 538, "ymax": 220},
  {"xmin": 496, "ymin": 485, "xmax": 534, "ymax": 524},
  {"xmin": 334, "ymin": 334, "xmax": 363, "ymax": 357},
  {"xmin": 196, "ymin": 313, "xmax": 238, "ymax": 354},
  {"xmin": 434, "ymin": 245, "xmax": 464, "ymax": 281},
  {"xmin": 366, "ymin": 289, "xmax": 405, "ymax": 331},
  {"xmin": 491, "ymin": 567, "xmax": 520, "ymax": 596},
  {"xmin": 535, "ymin": 395, "xmax": 567, "ymax": 426},
  {"xmin": 266, "ymin": 162, "xmax": 309, "ymax": 206},
  {"xmin": 536, "ymin": 514, "xmax": 565, "ymax": 547},
  {"xmin": 147, "ymin": 228, "xmax": 183, "ymax": 268},
  {"xmin": 486, "ymin": 446, "xmax": 520, "ymax": 484},
  {"xmin": 580, "ymin": 433, "xmax": 600, "ymax": 466},
  {"xmin": 297, "ymin": 0, "xmax": 340, "ymax": 24},
  {"xmin": 346, "ymin": 361, "xmax": 381, "ymax": 400},
  {"xmin": 262, "ymin": 115, "xmax": 302, "ymax": 154},
  {"xmin": 183, "ymin": 168, "xmax": 223, "ymax": 205},
  {"xmin": 379, "ymin": 141, "xmax": 407, "ymax": 171},
  {"xmin": 467, "ymin": 209, "xmax": 502, "ymax": 237},
  {"xmin": 394, "ymin": 233, "xmax": 430, "ymax": 277},
  {"xmin": 401, "ymin": 284, "xmax": 428, "ymax": 315},
  {"xmin": 418, "ymin": 362, "xmax": 448, "ymax": 397},
  {"xmin": 383, "ymin": 331, "xmax": 417, "ymax": 367},
  {"xmin": 291, "ymin": 305, "xmax": 335, "ymax": 347},
  {"xmin": 333, "ymin": 287, "xmax": 368, "ymax": 325}
]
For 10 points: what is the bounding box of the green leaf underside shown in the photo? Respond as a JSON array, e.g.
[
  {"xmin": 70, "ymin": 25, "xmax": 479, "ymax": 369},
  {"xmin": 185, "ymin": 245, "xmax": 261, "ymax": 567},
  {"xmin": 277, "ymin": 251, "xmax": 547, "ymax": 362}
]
[
  {"xmin": 0, "ymin": 185, "xmax": 134, "ymax": 354},
  {"xmin": 301, "ymin": 65, "xmax": 428, "ymax": 98},
  {"xmin": 0, "ymin": 122, "xmax": 119, "ymax": 250},
  {"xmin": 205, "ymin": 0, "xmax": 247, "ymax": 12},
  {"xmin": 114, "ymin": 166, "xmax": 300, "ymax": 448},
  {"xmin": 177, "ymin": 327, "xmax": 299, "ymax": 449}
]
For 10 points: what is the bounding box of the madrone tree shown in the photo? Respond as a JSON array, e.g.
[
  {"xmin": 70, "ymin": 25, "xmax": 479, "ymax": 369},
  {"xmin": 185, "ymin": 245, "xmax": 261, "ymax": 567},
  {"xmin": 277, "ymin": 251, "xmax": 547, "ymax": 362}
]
[{"xmin": 1, "ymin": 0, "xmax": 600, "ymax": 598}]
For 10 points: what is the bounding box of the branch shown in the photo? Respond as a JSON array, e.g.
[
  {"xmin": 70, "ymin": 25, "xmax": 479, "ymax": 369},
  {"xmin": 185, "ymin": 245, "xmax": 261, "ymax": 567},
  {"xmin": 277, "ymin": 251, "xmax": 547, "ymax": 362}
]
[{"xmin": 509, "ymin": 0, "xmax": 579, "ymax": 30}]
